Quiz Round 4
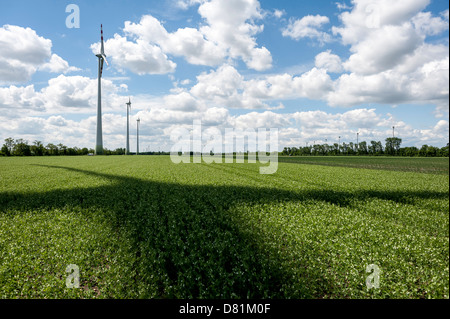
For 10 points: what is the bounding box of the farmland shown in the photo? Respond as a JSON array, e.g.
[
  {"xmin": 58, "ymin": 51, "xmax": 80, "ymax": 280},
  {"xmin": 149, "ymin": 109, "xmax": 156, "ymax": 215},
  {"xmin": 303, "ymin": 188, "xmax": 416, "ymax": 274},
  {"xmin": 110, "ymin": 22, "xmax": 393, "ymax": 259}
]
[
  {"xmin": 0, "ymin": 156, "xmax": 448, "ymax": 299},
  {"xmin": 279, "ymin": 156, "xmax": 449, "ymax": 175}
]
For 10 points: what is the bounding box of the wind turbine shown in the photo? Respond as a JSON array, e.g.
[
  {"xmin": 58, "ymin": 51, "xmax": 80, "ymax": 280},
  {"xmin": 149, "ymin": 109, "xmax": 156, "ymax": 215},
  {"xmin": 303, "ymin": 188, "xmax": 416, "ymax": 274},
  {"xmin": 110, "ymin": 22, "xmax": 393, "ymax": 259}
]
[
  {"xmin": 338, "ymin": 136, "xmax": 341, "ymax": 154},
  {"xmin": 126, "ymin": 98, "xmax": 131, "ymax": 155},
  {"xmin": 95, "ymin": 24, "xmax": 109, "ymax": 155},
  {"xmin": 136, "ymin": 118, "xmax": 141, "ymax": 155}
]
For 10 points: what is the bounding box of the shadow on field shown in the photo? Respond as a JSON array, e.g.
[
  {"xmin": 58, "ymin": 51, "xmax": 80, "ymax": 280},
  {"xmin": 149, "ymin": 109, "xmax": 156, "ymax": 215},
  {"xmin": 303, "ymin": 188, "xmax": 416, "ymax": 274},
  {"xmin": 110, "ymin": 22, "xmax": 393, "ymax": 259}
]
[{"xmin": 1, "ymin": 164, "xmax": 448, "ymax": 298}]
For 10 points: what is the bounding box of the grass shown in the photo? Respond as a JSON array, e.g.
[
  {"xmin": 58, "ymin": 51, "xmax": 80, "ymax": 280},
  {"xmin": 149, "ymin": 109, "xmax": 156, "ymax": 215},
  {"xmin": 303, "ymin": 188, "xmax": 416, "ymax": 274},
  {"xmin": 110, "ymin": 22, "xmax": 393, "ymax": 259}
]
[
  {"xmin": 278, "ymin": 156, "xmax": 449, "ymax": 175},
  {"xmin": 0, "ymin": 156, "xmax": 448, "ymax": 299}
]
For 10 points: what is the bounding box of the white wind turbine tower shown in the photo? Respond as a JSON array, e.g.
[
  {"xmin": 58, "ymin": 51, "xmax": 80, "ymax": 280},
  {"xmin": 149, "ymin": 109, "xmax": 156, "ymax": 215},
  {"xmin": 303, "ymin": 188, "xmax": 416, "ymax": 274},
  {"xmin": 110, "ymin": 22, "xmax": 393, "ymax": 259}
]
[
  {"xmin": 95, "ymin": 24, "xmax": 109, "ymax": 155},
  {"xmin": 126, "ymin": 98, "xmax": 131, "ymax": 155}
]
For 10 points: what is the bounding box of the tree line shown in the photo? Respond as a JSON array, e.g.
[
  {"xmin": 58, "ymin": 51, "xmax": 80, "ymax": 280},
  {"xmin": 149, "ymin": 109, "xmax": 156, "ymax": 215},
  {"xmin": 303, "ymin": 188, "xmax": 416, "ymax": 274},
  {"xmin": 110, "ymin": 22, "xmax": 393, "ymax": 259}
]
[
  {"xmin": 1, "ymin": 137, "xmax": 448, "ymax": 157},
  {"xmin": 0, "ymin": 138, "xmax": 127, "ymax": 156},
  {"xmin": 282, "ymin": 137, "xmax": 449, "ymax": 157}
]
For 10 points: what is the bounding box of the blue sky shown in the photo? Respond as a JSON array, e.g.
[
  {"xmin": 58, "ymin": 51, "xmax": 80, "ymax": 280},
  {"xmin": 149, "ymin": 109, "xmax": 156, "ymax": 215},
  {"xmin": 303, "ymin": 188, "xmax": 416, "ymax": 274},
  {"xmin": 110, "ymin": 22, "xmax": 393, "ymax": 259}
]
[{"xmin": 0, "ymin": 0, "xmax": 449, "ymax": 152}]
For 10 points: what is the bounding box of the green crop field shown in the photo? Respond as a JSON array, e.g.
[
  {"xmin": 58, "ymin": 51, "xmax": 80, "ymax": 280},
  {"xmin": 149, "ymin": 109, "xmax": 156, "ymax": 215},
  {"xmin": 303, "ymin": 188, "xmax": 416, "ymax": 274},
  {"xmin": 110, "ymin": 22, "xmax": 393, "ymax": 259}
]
[
  {"xmin": 279, "ymin": 156, "xmax": 449, "ymax": 175},
  {"xmin": 0, "ymin": 156, "xmax": 448, "ymax": 299}
]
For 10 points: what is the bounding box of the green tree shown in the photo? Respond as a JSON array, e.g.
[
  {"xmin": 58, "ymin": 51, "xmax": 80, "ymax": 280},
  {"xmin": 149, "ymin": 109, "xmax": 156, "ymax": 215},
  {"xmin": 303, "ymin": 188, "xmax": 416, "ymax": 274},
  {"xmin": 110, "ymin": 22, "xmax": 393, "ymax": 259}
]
[
  {"xmin": 13, "ymin": 139, "xmax": 31, "ymax": 156},
  {"xmin": 46, "ymin": 143, "xmax": 58, "ymax": 156},
  {"xmin": 331, "ymin": 143, "xmax": 339, "ymax": 155},
  {"xmin": 440, "ymin": 144, "xmax": 449, "ymax": 157},
  {"xmin": 358, "ymin": 141, "xmax": 368, "ymax": 155},
  {"xmin": 4, "ymin": 137, "xmax": 14, "ymax": 154},
  {"xmin": 57, "ymin": 143, "xmax": 67, "ymax": 156},
  {"xmin": 426, "ymin": 145, "xmax": 439, "ymax": 157},
  {"xmin": 348, "ymin": 142, "xmax": 355, "ymax": 155},
  {"xmin": 31, "ymin": 140, "xmax": 45, "ymax": 156},
  {"xmin": 385, "ymin": 137, "xmax": 402, "ymax": 155},
  {"xmin": 1, "ymin": 144, "xmax": 10, "ymax": 156}
]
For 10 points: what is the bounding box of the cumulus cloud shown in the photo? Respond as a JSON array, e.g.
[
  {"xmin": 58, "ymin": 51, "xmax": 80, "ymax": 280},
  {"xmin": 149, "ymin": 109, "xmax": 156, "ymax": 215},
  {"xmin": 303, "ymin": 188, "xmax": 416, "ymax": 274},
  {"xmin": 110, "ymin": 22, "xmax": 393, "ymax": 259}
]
[
  {"xmin": 326, "ymin": 0, "xmax": 449, "ymax": 110},
  {"xmin": 191, "ymin": 65, "xmax": 243, "ymax": 99},
  {"xmin": 188, "ymin": 64, "xmax": 334, "ymax": 109},
  {"xmin": 95, "ymin": 0, "xmax": 272, "ymax": 74},
  {"xmin": 342, "ymin": 24, "xmax": 423, "ymax": 75},
  {"xmin": 0, "ymin": 75, "xmax": 122, "ymax": 116},
  {"xmin": 315, "ymin": 50, "xmax": 343, "ymax": 73},
  {"xmin": 332, "ymin": 0, "xmax": 430, "ymax": 43},
  {"xmin": 231, "ymin": 111, "xmax": 291, "ymax": 129},
  {"xmin": 288, "ymin": 108, "xmax": 448, "ymax": 148},
  {"xmin": 273, "ymin": 9, "xmax": 285, "ymax": 19},
  {"xmin": 163, "ymin": 92, "xmax": 202, "ymax": 111},
  {"xmin": 244, "ymin": 67, "xmax": 333, "ymax": 102},
  {"xmin": 175, "ymin": 0, "xmax": 205, "ymax": 10},
  {"xmin": 0, "ymin": 85, "xmax": 45, "ymax": 115},
  {"xmin": 0, "ymin": 25, "xmax": 79, "ymax": 84},
  {"xmin": 282, "ymin": 15, "xmax": 332, "ymax": 44},
  {"xmin": 332, "ymin": 0, "xmax": 448, "ymax": 77},
  {"xmin": 39, "ymin": 54, "xmax": 81, "ymax": 74},
  {"xmin": 412, "ymin": 10, "xmax": 450, "ymax": 36},
  {"xmin": 327, "ymin": 57, "xmax": 449, "ymax": 108},
  {"xmin": 91, "ymin": 33, "xmax": 176, "ymax": 75},
  {"xmin": 199, "ymin": 0, "xmax": 272, "ymax": 70},
  {"xmin": 123, "ymin": 15, "xmax": 225, "ymax": 67}
]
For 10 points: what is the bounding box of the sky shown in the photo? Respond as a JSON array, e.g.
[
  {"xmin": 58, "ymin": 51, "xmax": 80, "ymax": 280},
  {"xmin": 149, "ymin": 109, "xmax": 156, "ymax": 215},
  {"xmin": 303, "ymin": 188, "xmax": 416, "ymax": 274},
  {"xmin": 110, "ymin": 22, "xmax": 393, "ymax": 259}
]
[{"xmin": 0, "ymin": 0, "xmax": 449, "ymax": 152}]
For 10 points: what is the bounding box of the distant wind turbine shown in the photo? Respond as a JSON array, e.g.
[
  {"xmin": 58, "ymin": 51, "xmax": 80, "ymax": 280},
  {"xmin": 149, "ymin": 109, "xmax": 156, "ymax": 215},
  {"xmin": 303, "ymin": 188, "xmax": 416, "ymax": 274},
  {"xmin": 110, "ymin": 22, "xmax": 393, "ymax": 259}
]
[
  {"xmin": 126, "ymin": 98, "xmax": 131, "ymax": 155},
  {"xmin": 95, "ymin": 24, "xmax": 109, "ymax": 155}
]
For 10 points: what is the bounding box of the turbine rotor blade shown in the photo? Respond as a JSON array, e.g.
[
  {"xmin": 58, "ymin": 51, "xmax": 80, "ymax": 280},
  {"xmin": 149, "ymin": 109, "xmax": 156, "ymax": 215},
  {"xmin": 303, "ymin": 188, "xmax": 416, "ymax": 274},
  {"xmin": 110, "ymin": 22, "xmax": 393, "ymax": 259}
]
[{"xmin": 101, "ymin": 24, "xmax": 105, "ymax": 56}]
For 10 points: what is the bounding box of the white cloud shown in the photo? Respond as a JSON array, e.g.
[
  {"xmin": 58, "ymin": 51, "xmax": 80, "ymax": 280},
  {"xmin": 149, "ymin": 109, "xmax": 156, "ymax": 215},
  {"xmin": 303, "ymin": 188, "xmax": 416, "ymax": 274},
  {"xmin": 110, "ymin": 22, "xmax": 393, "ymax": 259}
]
[
  {"xmin": 282, "ymin": 15, "xmax": 332, "ymax": 44},
  {"xmin": 343, "ymin": 24, "xmax": 423, "ymax": 75},
  {"xmin": 189, "ymin": 64, "xmax": 333, "ymax": 109},
  {"xmin": 315, "ymin": 50, "xmax": 343, "ymax": 73},
  {"xmin": 245, "ymin": 67, "xmax": 333, "ymax": 101},
  {"xmin": 412, "ymin": 11, "xmax": 449, "ymax": 36},
  {"xmin": 191, "ymin": 64, "xmax": 245, "ymax": 107},
  {"xmin": 91, "ymin": 34, "xmax": 176, "ymax": 75},
  {"xmin": 198, "ymin": 0, "xmax": 272, "ymax": 70},
  {"xmin": 288, "ymin": 108, "xmax": 448, "ymax": 148},
  {"xmin": 441, "ymin": 9, "xmax": 450, "ymax": 21},
  {"xmin": 332, "ymin": 0, "xmax": 430, "ymax": 44},
  {"xmin": 340, "ymin": 108, "xmax": 380, "ymax": 128},
  {"xmin": 0, "ymin": 75, "xmax": 123, "ymax": 116},
  {"xmin": 164, "ymin": 27, "xmax": 226, "ymax": 66},
  {"xmin": 231, "ymin": 111, "xmax": 291, "ymax": 129},
  {"xmin": 325, "ymin": 0, "xmax": 449, "ymax": 110},
  {"xmin": 0, "ymin": 25, "xmax": 51, "ymax": 66},
  {"xmin": 0, "ymin": 25, "xmax": 79, "ymax": 84},
  {"xmin": 47, "ymin": 115, "xmax": 68, "ymax": 127},
  {"xmin": 39, "ymin": 54, "xmax": 81, "ymax": 74},
  {"xmin": 328, "ymin": 56, "xmax": 449, "ymax": 108},
  {"xmin": 95, "ymin": 0, "xmax": 272, "ymax": 74},
  {"xmin": 202, "ymin": 107, "xmax": 230, "ymax": 126},
  {"xmin": 273, "ymin": 9, "xmax": 285, "ymax": 19},
  {"xmin": 163, "ymin": 92, "xmax": 202, "ymax": 111},
  {"xmin": 335, "ymin": 2, "xmax": 351, "ymax": 11},
  {"xmin": 122, "ymin": 15, "xmax": 224, "ymax": 67},
  {"xmin": 175, "ymin": 0, "xmax": 205, "ymax": 10},
  {"xmin": 0, "ymin": 85, "xmax": 45, "ymax": 115}
]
